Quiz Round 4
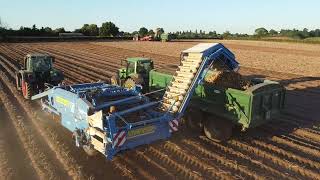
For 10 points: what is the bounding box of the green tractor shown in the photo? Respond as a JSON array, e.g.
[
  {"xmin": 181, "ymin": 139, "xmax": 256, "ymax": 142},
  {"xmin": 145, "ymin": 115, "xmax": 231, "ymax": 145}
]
[
  {"xmin": 15, "ymin": 54, "xmax": 64, "ymax": 99},
  {"xmin": 111, "ymin": 57, "xmax": 154, "ymax": 91}
]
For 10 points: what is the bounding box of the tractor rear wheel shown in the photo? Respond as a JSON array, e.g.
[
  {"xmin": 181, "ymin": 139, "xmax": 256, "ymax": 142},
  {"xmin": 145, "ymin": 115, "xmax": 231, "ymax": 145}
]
[
  {"xmin": 15, "ymin": 73, "xmax": 22, "ymax": 90},
  {"xmin": 203, "ymin": 117, "xmax": 233, "ymax": 142},
  {"xmin": 22, "ymin": 82, "xmax": 33, "ymax": 99}
]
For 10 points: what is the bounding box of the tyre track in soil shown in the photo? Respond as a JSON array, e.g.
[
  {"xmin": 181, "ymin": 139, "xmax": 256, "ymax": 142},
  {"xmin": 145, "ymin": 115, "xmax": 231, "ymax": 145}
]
[
  {"xmin": 0, "ymin": 78, "xmax": 69, "ymax": 179},
  {"xmin": 0, "ymin": 57, "xmax": 86, "ymax": 179},
  {"xmin": 1, "ymin": 41, "xmax": 320, "ymax": 179},
  {"xmin": 0, "ymin": 99, "xmax": 38, "ymax": 180}
]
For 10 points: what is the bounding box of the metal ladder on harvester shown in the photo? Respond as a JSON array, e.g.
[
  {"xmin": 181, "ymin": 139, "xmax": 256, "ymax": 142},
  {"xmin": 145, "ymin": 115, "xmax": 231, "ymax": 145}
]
[{"xmin": 161, "ymin": 43, "xmax": 240, "ymax": 118}]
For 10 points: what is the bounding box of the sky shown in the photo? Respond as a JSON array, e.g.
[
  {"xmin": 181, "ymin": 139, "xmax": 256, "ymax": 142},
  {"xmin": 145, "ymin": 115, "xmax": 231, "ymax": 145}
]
[{"xmin": 0, "ymin": 0, "xmax": 319, "ymax": 34}]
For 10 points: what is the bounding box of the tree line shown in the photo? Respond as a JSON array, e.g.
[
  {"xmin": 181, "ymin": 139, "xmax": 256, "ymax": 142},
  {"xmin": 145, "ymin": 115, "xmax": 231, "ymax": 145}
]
[
  {"xmin": 254, "ymin": 27, "xmax": 320, "ymax": 39},
  {"xmin": 1, "ymin": 18, "xmax": 320, "ymax": 40}
]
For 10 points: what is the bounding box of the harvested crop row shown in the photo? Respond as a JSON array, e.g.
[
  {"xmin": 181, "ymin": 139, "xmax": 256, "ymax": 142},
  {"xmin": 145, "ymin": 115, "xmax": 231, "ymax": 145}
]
[{"xmin": 0, "ymin": 62, "xmax": 84, "ymax": 179}]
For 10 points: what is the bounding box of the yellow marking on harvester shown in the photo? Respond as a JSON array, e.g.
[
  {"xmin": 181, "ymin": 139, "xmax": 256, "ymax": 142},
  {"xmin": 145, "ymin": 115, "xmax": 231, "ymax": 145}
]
[
  {"xmin": 56, "ymin": 96, "xmax": 70, "ymax": 106},
  {"xmin": 127, "ymin": 125, "xmax": 155, "ymax": 138}
]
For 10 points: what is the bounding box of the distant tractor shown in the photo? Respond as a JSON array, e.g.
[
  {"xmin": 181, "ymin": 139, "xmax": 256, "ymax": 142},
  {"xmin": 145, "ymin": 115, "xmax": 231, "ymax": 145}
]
[
  {"xmin": 140, "ymin": 35, "xmax": 153, "ymax": 41},
  {"xmin": 15, "ymin": 54, "xmax": 64, "ymax": 99},
  {"xmin": 161, "ymin": 33, "xmax": 172, "ymax": 42}
]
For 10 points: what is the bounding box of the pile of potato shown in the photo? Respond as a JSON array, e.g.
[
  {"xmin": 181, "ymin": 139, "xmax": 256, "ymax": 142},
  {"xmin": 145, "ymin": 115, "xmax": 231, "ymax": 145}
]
[{"xmin": 204, "ymin": 71, "xmax": 251, "ymax": 90}]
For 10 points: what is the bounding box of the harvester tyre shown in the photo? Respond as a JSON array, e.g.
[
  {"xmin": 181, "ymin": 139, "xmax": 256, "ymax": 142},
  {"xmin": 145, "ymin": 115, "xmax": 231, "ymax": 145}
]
[
  {"xmin": 203, "ymin": 117, "xmax": 232, "ymax": 142},
  {"xmin": 22, "ymin": 82, "xmax": 33, "ymax": 99},
  {"xmin": 83, "ymin": 145, "xmax": 98, "ymax": 156}
]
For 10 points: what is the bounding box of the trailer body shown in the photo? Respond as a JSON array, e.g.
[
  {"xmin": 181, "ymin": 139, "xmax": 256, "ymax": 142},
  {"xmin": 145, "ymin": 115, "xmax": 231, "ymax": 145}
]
[{"xmin": 149, "ymin": 70, "xmax": 285, "ymax": 129}]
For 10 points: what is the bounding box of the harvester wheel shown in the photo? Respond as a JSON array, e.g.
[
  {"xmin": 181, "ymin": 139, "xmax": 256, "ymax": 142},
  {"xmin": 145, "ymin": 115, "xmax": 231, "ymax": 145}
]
[
  {"xmin": 203, "ymin": 117, "xmax": 232, "ymax": 142},
  {"xmin": 83, "ymin": 145, "xmax": 98, "ymax": 156},
  {"xmin": 22, "ymin": 82, "xmax": 33, "ymax": 99}
]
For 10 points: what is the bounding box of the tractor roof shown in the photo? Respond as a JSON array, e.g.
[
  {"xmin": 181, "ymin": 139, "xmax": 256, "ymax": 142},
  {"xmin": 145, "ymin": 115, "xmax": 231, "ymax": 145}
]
[
  {"xmin": 126, "ymin": 57, "xmax": 151, "ymax": 63},
  {"xmin": 27, "ymin": 53, "xmax": 52, "ymax": 58}
]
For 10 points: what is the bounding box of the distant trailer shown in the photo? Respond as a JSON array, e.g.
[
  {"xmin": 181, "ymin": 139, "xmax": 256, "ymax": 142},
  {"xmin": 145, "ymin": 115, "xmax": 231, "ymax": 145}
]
[{"xmin": 59, "ymin": 33, "xmax": 84, "ymax": 37}]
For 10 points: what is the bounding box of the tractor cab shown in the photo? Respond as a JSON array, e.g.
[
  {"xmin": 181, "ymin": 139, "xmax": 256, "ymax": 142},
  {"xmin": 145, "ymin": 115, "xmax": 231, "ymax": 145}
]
[
  {"xmin": 113, "ymin": 57, "xmax": 154, "ymax": 89},
  {"xmin": 23, "ymin": 54, "xmax": 54, "ymax": 72},
  {"xmin": 16, "ymin": 54, "xmax": 64, "ymax": 99}
]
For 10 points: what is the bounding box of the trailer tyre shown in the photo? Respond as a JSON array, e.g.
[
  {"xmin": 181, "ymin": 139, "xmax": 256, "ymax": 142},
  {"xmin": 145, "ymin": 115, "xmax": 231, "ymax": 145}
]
[
  {"xmin": 185, "ymin": 110, "xmax": 203, "ymax": 130},
  {"xmin": 83, "ymin": 145, "xmax": 98, "ymax": 156},
  {"xmin": 203, "ymin": 118, "xmax": 232, "ymax": 142}
]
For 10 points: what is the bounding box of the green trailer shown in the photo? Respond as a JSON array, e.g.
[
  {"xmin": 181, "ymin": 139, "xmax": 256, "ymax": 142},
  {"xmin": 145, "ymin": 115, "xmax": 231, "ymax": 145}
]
[
  {"xmin": 148, "ymin": 69, "xmax": 285, "ymax": 140},
  {"xmin": 112, "ymin": 56, "xmax": 285, "ymax": 141}
]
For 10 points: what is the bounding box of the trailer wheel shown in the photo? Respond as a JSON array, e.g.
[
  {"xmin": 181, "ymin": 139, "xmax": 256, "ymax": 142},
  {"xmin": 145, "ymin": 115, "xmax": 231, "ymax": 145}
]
[
  {"xmin": 185, "ymin": 110, "xmax": 203, "ymax": 130},
  {"xmin": 22, "ymin": 82, "xmax": 33, "ymax": 99},
  {"xmin": 83, "ymin": 145, "xmax": 98, "ymax": 156},
  {"xmin": 203, "ymin": 117, "xmax": 232, "ymax": 142}
]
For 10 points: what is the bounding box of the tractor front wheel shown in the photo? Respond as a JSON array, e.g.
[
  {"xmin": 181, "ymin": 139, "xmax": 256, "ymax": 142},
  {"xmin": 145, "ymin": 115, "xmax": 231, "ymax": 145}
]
[
  {"xmin": 110, "ymin": 75, "xmax": 119, "ymax": 86},
  {"xmin": 22, "ymin": 82, "xmax": 33, "ymax": 99},
  {"xmin": 203, "ymin": 117, "xmax": 233, "ymax": 142},
  {"xmin": 124, "ymin": 78, "xmax": 144, "ymax": 89}
]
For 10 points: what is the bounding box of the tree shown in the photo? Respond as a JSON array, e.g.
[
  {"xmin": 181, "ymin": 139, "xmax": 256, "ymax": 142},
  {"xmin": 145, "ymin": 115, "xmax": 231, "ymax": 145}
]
[
  {"xmin": 80, "ymin": 24, "xmax": 90, "ymax": 35},
  {"xmin": 222, "ymin": 31, "xmax": 231, "ymax": 39},
  {"xmin": 155, "ymin": 28, "xmax": 164, "ymax": 38},
  {"xmin": 148, "ymin": 29, "xmax": 155, "ymax": 36},
  {"xmin": 99, "ymin": 21, "xmax": 119, "ymax": 37},
  {"xmin": 269, "ymin": 29, "xmax": 278, "ymax": 36},
  {"xmin": 139, "ymin": 27, "xmax": 148, "ymax": 37},
  {"xmin": 88, "ymin": 24, "xmax": 99, "ymax": 36},
  {"xmin": 81, "ymin": 24, "xmax": 99, "ymax": 36},
  {"xmin": 54, "ymin": 27, "xmax": 66, "ymax": 34},
  {"xmin": 254, "ymin": 27, "xmax": 268, "ymax": 37}
]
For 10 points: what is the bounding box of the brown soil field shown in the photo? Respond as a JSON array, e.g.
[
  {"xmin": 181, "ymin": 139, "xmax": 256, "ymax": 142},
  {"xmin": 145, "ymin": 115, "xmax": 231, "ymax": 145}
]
[
  {"xmin": 93, "ymin": 40, "xmax": 320, "ymax": 77},
  {"xmin": 0, "ymin": 40, "xmax": 319, "ymax": 179}
]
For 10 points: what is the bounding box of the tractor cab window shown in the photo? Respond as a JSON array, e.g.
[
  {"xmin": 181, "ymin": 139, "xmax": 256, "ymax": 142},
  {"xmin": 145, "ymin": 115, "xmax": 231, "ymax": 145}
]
[
  {"xmin": 137, "ymin": 61, "xmax": 152, "ymax": 74},
  {"xmin": 127, "ymin": 61, "xmax": 135, "ymax": 74},
  {"xmin": 31, "ymin": 57, "xmax": 52, "ymax": 72}
]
